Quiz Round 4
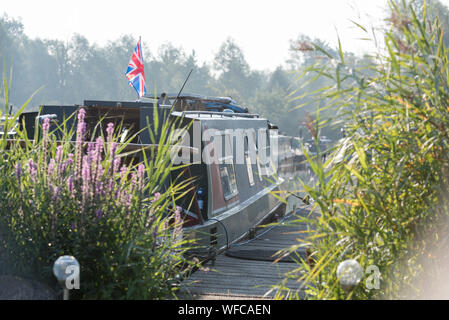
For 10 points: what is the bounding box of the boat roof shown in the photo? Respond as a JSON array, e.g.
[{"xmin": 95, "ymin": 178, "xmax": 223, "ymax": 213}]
[
  {"xmin": 143, "ymin": 93, "xmax": 235, "ymax": 104},
  {"xmin": 144, "ymin": 93, "xmax": 249, "ymax": 113},
  {"xmin": 171, "ymin": 110, "xmax": 262, "ymax": 121}
]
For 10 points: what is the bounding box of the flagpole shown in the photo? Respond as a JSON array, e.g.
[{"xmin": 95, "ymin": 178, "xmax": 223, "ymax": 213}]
[{"xmin": 137, "ymin": 36, "xmax": 142, "ymax": 102}]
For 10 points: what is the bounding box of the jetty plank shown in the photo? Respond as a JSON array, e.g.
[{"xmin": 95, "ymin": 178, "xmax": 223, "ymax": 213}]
[{"xmin": 179, "ymin": 203, "xmax": 312, "ymax": 300}]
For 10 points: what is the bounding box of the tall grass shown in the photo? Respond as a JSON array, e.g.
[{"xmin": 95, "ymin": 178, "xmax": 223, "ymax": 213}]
[
  {"xmin": 0, "ymin": 73, "xmax": 198, "ymax": 299},
  {"xmin": 276, "ymin": 0, "xmax": 449, "ymax": 299}
]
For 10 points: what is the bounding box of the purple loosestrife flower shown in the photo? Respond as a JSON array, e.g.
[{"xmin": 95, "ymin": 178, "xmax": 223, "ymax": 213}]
[
  {"xmin": 47, "ymin": 159, "xmax": 56, "ymax": 197},
  {"xmin": 137, "ymin": 163, "xmax": 145, "ymax": 190},
  {"xmin": 56, "ymin": 145, "xmax": 64, "ymax": 175},
  {"xmin": 120, "ymin": 165, "xmax": 127, "ymax": 178},
  {"xmin": 95, "ymin": 163, "xmax": 104, "ymax": 197},
  {"xmin": 96, "ymin": 209, "xmax": 103, "ymax": 219},
  {"xmin": 55, "ymin": 145, "xmax": 63, "ymax": 163},
  {"xmin": 114, "ymin": 165, "xmax": 128, "ymax": 200},
  {"xmin": 15, "ymin": 162, "xmax": 22, "ymax": 180},
  {"xmin": 120, "ymin": 186, "xmax": 133, "ymax": 209},
  {"xmin": 75, "ymin": 108, "xmax": 87, "ymax": 181},
  {"xmin": 42, "ymin": 118, "xmax": 50, "ymax": 165},
  {"xmin": 42, "ymin": 117, "xmax": 50, "ymax": 131},
  {"xmin": 113, "ymin": 157, "xmax": 121, "ymax": 174},
  {"xmin": 81, "ymin": 155, "xmax": 91, "ymax": 206},
  {"xmin": 106, "ymin": 178, "xmax": 114, "ymax": 194},
  {"xmin": 92, "ymin": 136, "xmax": 103, "ymax": 185},
  {"xmin": 61, "ymin": 153, "xmax": 74, "ymax": 176},
  {"xmin": 106, "ymin": 122, "xmax": 114, "ymax": 142},
  {"xmin": 67, "ymin": 176, "xmax": 74, "ymax": 197},
  {"xmin": 119, "ymin": 166, "xmax": 128, "ymax": 190},
  {"xmin": 52, "ymin": 186, "xmax": 61, "ymax": 201},
  {"xmin": 95, "ymin": 136, "xmax": 103, "ymax": 156},
  {"xmin": 126, "ymin": 192, "xmax": 133, "ymax": 212},
  {"xmin": 27, "ymin": 159, "xmax": 37, "ymax": 182},
  {"xmin": 96, "ymin": 181, "xmax": 104, "ymax": 197},
  {"xmin": 173, "ymin": 206, "xmax": 183, "ymax": 241},
  {"xmin": 87, "ymin": 142, "xmax": 95, "ymax": 161},
  {"xmin": 97, "ymin": 162, "xmax": 104, "ymax": 176},
  {"xmin": 110, "ymin": 142, "xmax": 117, "ymax": 157},
  {"xmin": 129, "ymin": 173, "xmax": 137, "ymax": 193},
  {"xmin": 48, "ymin": 158, "xmax": 56, "ymax": 177},
  {"xmin": 82, "ymin": 156, "xmax": 91, "ymax": 184},
  {"xmin": 78, "ymin": 107, "xmax": 86, "ymax": 123},
  {"xmin": 120, "ymin": 189, "xmax": 128, "ymax": 207}
]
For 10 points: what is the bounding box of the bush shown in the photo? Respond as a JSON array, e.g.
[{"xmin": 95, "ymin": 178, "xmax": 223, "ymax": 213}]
[
  {"xmin": 276, "ymin": 0, "xmax": 449, "ymax": 299},
  {"xmin": 0, "ymin": 81, "xmax": 197, "ymax": 299}
]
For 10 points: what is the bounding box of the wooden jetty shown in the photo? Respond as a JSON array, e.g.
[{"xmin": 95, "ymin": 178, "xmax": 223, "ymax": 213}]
[{"xmin": 179, "ymin": 201, "xmax": 313, "ymax": 300}]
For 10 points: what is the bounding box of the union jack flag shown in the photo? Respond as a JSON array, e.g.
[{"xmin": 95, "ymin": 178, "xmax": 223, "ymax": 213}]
[{"xmin": 125, "ymin": 37, "xmax": 147, "ymax": 98}]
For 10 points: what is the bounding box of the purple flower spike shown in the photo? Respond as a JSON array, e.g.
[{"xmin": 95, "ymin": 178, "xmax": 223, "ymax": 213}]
[
  {"xmin": 42, "ymin": 118, "xmax": 50, "ymax": 132},
  {"xmin": 48, "ymin": 158, "xmax": 56, "ymax": 177},
  {"xmin": 15, "ymin": 162, "xmax": 22, "ymax": 180},
  {"xmin": 137, "ymin": 164, "xmax": 145, "ymax": 190},
  {"xmin": 78, "ymin": 108, "xmax": 86, "ymax": 122},
  {"xmin": 61, "ymin": 153, "xmax": 74, "ymax": 175},
  {"xmin": 113, "ymin": 157, "xmax": 121, "ymax": 173},
  {"xmin": 75, "ymin": 108, "xmax": 87, "ymax": 180},
  {"xmin": 87, "ymin": 142, "xmax": 95, "ymax": 154},
  {"xmin": 56, "ymin": 145, "xmax": 63, "ymax": 162},
  {"xmin": 42, "ymin": 118, "xmax": 50, "ymax": 164},
  {"xmin": 81, "ymin": 155, "xmax": 91, "ymax": 204},
  {"xmin": 138, "ymin": 164, "xmax": 145, "ymax": 178},
  {"xmin": 82, "ymin": 156, "xmax": 90, "ymax": 184},
  {"xmin": 106, "ymin": 123, "xmax": 114, "ymax": 142},
  {"xmin": 94, "ymin": 137, "xmax": 103, "ymax": 165},
  {"xmin": 67, "ymin": 176, "xmax": 74, "ymax": 197},
  {"xmin": 28, "ymin": 159, "xmax": 37, "ymax": 181}
]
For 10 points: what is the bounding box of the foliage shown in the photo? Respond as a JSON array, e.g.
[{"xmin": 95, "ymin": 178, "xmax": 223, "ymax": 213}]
[
  {"xmin": 0, "ymin": 12, "xmax": 350, "ymax": 141},
  {"xmin": 276, "ymin": 0, "xmax": 449, "ymax": 299},
  {"xmin": 0, "ymin": 76, "xmax": 197, "ymax": 299}
]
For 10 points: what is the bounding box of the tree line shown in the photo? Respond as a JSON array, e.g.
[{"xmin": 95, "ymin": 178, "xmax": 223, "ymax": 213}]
[{"xmin": 1, "ymin": 0, "xmax": 448, "ymax": 141}]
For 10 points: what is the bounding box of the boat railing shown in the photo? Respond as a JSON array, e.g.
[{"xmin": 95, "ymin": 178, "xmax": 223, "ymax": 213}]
[{"xmin": 180, "ymin": 110, "xmax": 260, "ymax": 119}]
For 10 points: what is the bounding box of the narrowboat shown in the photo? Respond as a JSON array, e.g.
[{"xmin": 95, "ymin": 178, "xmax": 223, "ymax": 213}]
[{"xmin": 18, "ymin": 94, "xmax": 295, "ymax": 257}]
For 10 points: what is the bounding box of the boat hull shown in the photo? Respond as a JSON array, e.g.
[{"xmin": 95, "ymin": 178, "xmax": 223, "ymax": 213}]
[{"xmin": 183, "ymin": 179, "xmax": 285, "ymax": 257}]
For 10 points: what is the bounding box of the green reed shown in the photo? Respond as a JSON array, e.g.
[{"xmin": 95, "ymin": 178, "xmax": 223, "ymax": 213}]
[{"xmin": 275, "ymin": 0, "xmax": 449, "ymax": 299}]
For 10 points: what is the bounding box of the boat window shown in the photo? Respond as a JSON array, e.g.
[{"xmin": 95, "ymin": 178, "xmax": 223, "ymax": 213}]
[{"xmin": 218, "ymin": 133, "xmax": 238, "ymax": 200}]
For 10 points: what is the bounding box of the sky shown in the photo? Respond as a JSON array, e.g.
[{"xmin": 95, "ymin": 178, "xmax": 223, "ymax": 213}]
[{"xmin": 2, "ymin": 0, "xmax": 449, "ymax": 71}]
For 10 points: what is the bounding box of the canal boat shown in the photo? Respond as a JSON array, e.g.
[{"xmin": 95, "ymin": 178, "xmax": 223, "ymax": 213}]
[{"xmin": 18, "ymin": 94, "xmax": 294, "ymax": 257}]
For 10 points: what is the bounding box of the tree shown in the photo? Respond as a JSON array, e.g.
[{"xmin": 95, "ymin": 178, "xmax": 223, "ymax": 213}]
[{"xmin": 213, "ymin": 38, "xmax": 262, "ymax": 101}]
